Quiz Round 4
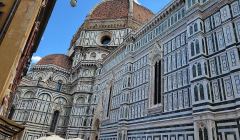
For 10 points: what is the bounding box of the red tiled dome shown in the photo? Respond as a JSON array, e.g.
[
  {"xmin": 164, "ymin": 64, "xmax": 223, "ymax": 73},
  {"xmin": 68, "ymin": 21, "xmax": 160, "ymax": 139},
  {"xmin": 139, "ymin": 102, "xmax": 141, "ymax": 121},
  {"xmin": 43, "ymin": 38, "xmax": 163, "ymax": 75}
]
[
  {"xmin": 37, "ymin": 54, "xmax": 72, "ymax": 69},
  {"xmin": 89, "ymin": 0, "xmax": 154, "ymax": 24}
]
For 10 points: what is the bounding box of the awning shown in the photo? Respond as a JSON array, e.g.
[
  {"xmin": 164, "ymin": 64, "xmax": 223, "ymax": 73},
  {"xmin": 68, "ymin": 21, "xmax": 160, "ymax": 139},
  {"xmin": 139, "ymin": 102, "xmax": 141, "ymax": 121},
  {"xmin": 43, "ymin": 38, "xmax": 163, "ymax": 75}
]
[
  {"xmin": 0, "ymin": 115, "xmax": 25, "ymax": 139},
  {"xmin": 36, "ymin": 135, "xmax": 65, "ymax": 140}
]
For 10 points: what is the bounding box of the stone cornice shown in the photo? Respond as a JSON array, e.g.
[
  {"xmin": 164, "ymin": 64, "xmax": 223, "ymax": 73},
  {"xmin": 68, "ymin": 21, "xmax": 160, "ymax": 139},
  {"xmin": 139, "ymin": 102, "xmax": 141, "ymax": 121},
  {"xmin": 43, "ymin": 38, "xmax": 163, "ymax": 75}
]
[
  {"xmin": 31, "ymin": 64, "xmax": 71, "ymax": 74},
  {"xmin": 134, "ymin": 0, "xmax": 185, "ymax": 40}
]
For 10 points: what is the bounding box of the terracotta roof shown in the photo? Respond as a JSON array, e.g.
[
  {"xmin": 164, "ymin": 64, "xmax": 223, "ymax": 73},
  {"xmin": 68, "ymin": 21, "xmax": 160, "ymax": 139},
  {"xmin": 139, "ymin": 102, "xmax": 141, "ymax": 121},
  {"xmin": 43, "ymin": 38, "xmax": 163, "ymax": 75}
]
[
  {"xmin": 37, "ymin": 54, "xmax": 72, "ymax": 69},
  {"xmin": 90, "ymin": 0, "xmax": 129, "ymax": 20},
  {"xmin": 89, "ymin": 0, "xmax": 154, "ymax": 24},
  {"xmin": 133, "ymin": 2, "xmax": 155, "ymax": 24}
]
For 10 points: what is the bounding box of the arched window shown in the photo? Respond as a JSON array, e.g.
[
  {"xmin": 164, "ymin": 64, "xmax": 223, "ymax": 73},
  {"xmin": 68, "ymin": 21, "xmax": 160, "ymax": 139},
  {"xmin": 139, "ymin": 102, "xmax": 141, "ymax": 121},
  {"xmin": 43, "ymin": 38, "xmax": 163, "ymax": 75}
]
[
  {"xmin": 194, "ymin": 23, "xmax": 198, "ymax": 32},
  {"xmin": 86, "ymin": 107, "xmax": 89, "ymax": 114},
  {"xmin": 83, "ymin": 119, "xmax": 87, "ymax": 126},
  {"xmin": 188, "ymin": 0, "xmax": 191, "ymax": 8},
  {"xmin": 126, "ymin": 94, "xmax": 129, "ymax": 102},
  {"xmin": 39, "ymin": 93, "xmax": 51, "ymax": 101},
  {"xmin": 192, "ymin": 0, "xmax": 196, "ymax": 4},
  {"xmin": 123, "ymin": 134, "xmax": 126, "ymax": 140},
  {"xmin": 107, "ymin": 86, "xmax": 113, "ymax": 117},
  {"xmin": 101, "ymin": 54, "xmax": 107, "ymax": 59},
  {"xmin": 56, "ymin": 80, "xmax": 62, "ymax": 91},
  {"xmin": 128, "ymin": 77, "xmax": 131, "ymax": 87},
  {"xmin": 192, "ymin": 65, "xmax": 197, "ymax": 78},
  {"xmin": 154, "ymin": 61, "xmax": 161, "ymax": 105},
  {"xmin": 204, "ymin": 62, "xmax": 208, "ymax": 75},
  {"xmin": 76, "ymin": 97, "xmax": 85, "ymax": 104},
  {"xmin": 196, "ymin": 40, "xmax": 200, "ymax": 54},
  {"xmin": 50, "ymin": 111, "xmax": 60, "ymax": 132},
  {"xmin": 198, "ymin": 63, "xmax": 202, "ymax": 76},
  {"xmin": 207, "ymin": 84, "xmax": 211, "ymax": 100},
  {"xmin": 212, "ymin": 128, "xmax": 215, "ymax": 140},
  {"xmin": 194, "ymin": 86, "xmax": 199, "ymax": 101},
  {"xmin": 90, "ymin": 52, "xmax": 96, "ymax": 60},
  {"xmin": 190, "ymin": 26, "xmax": 193, "ymax": 35},
  {"xmin": 125, "ymin": 108, "xmax": 128, "ymax": 118},
  {"xmin": 199, "ymin": 128, "xmax": 203, "ymax": 140},
  {"xmin": 8, "ymin": 107, "xmax": 15, "ymax": 120},
  {"xmin": 204, "ymin": 127, "xmax": 208, "ymax": 140},
  {"xmin": 202, "ymin": 39, "xmax": 205, "ymax": 53},
  {"xmin": 83, "ymin": 54, "xmax": 86, "ymax": 60},
  {"xmin": 200, "ymin": 84, "xmax": 204, "ymax": 100},
  {"xmin": 24, "ymin": 91, "xmax": 33, "ymax": 98},
  {"xmin": 118, "ymin": 134, "xmax": 121, "ymax": 140},
  {"xmin": 200, "ymin": 22, "xmax": 203, "ymax": 31},
  {"xmin": 191, "ymin": 42, "xmax": 195, "ymax": 56},
  {"xmin": 54, "ymin": 97, "xmax": 67, "ymax": 105},
  {"xmin": 37, "ymin": 77, "xmax": 42, "ymax": 85},
  {"xmin": 94, "ymin": 95, "xmax": 97, "ymax": 103}
]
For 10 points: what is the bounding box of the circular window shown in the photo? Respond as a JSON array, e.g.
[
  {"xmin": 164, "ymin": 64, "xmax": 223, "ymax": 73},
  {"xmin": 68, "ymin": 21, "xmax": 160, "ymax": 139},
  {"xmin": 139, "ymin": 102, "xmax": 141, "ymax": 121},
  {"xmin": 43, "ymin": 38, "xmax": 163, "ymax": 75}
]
[
  {"xmin": 96, "ymin": 31, "xmax": 113, "ymax": 46},
  {"xmin": 101, "ymin": 36, "xmax": 111, "ymax": 45}
]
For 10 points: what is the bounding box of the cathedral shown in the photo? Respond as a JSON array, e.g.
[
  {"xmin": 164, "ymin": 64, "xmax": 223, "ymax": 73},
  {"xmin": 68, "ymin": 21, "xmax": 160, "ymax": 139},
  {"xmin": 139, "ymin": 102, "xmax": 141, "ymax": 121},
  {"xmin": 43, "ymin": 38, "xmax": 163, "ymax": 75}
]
[{"xmin": 8, "ymin": 0, "xmax": 240, "ymax": 139}]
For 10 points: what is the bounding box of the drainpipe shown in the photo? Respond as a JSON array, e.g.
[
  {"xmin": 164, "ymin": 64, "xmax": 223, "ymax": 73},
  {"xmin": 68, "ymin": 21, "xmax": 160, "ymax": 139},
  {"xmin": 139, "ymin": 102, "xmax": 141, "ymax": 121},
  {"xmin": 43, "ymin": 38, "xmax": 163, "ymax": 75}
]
[{"xmin": 0, "ymin": 0, "xmax": 21, "ymax": 44}]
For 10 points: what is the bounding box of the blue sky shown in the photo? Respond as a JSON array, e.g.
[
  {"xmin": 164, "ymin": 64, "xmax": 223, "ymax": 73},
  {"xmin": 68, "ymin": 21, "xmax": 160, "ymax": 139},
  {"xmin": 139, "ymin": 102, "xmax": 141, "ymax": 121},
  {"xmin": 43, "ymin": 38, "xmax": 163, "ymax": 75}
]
[{"xmin": 32, "ymin": 0, "xmax": 172, "ymax": 63}]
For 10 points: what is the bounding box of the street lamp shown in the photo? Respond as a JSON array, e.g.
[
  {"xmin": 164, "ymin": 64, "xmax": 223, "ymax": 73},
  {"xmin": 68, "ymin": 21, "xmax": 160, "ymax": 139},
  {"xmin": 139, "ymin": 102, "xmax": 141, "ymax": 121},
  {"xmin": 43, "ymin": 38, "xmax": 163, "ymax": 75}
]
[{"xmin": 70, "ymin": 0, "xmax": 77, "ymax": 7}]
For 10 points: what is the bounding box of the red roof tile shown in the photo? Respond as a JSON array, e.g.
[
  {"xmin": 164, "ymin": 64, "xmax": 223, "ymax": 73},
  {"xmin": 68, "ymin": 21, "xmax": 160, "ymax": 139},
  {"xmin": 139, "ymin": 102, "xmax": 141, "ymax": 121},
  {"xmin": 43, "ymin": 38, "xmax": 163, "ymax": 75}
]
[{"xmin": 37, "ymin": 54, "xmax": 72, "ymax": 69}]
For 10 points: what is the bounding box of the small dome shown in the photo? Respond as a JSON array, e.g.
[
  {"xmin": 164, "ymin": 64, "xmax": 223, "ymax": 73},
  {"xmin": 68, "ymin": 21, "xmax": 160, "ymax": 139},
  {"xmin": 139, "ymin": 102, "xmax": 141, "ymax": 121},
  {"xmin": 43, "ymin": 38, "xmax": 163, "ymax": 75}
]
[{"xmin": 37, "ymin": 54, "xmax": 72, "ymax": 69}]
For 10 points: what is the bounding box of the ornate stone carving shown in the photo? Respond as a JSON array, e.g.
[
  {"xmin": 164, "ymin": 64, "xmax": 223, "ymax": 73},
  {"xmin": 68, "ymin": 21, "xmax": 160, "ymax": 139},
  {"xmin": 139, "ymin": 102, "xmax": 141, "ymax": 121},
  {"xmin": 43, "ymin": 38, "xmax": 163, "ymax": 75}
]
[
  {"xmin": 216, "ymin": 30, "xmax": 225, "ymax": 49},
  {"xmin": 230, "ymin": 51, "xmax": 237, "ymax": 67},
  {"xmin": 213, "ymin": 82, "xmax": 220, "ymax": 100},
  {"xmin": 231, "ymin": 1, "xmax": 240, "ymax": 17},
  {"xmin": 176, "ymin": 36, "xmax": 181, "ymax": 48},
  {"xmin": 204, "ymin": 18, "xmax": 211, "ymax": 32},
  {"xmin": 224, "ymin": 79, "xmax": 233, "ymax": 97},
  {"xmin": 214, "ymin": 12, "xmax": 221, "ymax": 27},
  {"xmin": 234, "ymin": 75, "xmax": 240, "ymax": 94},
  {"xmin": 221, "ymin": 55, "xmax": 229, "ymax": 72}
]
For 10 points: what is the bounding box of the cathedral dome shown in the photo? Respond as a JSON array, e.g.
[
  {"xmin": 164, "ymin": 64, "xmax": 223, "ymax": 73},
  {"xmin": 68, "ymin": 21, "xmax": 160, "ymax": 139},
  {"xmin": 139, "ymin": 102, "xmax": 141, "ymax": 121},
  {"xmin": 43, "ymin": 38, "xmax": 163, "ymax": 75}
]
[
  {"xmin": 37, "ymin": 54, "xmax": 72, "ymax": 69},
  {"xmin": 88, "ymin": 0, "xmax": 155, "ymax": 24}
]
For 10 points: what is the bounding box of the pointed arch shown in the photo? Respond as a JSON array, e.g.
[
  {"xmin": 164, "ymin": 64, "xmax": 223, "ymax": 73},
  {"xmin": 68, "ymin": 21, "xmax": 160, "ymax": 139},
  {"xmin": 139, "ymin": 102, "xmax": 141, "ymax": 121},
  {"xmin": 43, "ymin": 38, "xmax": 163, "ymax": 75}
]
[
  {"xmin": 192, "ymin": 65, "xmax": 197, "ymax": 78},
  {"xmin": 50, "ymin": 110, "xmax": 60, "ymax": 133},
  {"xmin": 202, "ymin": 39, "xmax": 205, "ymax": 53},
  {"xmin": 190, "ymin": 26, "xmax": 193, "ymax": 35},
  {"xmin": 207, "ymin": 84, "xmax": 211, "ymax": 100},
  {"xmin": 200, "ymin": 84, "xmax": 204, "ymax": 100},
  {"xmin": 199, "ymin": 128, "xmax": 203, "ymax": 140},
  {"xmin": 188, "ymin": 0, "xmax": 191, "ymax": 8},
  {"xmin": 191, "ymin": 42, "xmax": 195, "ymax": 56},
  {"xmin": 204, "ymin": 127, "xmax": 208, "ymax": 140},
  {"xmin": 107, "ymin": 85, "xmax": 113, "ymax": 117},
  {"xmin": 194, "ymin": 85, "xmax": 199, "ymax": 101},
  {"xmin": 194, "ymin": 23, "xmax": 198, "ymax": 32},
  {"xmin": 196, "ymin": 39, "xmax": 200, "ymax": 54},
  {"xmin": 204, "ymin": 62, "xmax": 208, "ymax": 75},
  {"xmin": 198, "ymin": 63, "xmax": 202, "ymax": 76}
]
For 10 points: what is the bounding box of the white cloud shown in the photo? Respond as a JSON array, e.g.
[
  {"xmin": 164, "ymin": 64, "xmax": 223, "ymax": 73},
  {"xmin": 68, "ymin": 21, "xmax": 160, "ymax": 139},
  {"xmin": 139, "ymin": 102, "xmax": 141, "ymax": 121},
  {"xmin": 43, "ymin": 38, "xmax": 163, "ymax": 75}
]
[
  {"xmin": 134, "ymin": 0, "xmax": 140, "ymax": 5},
  {"xmin": 31, "ymin": 56, "xmax": 42, "ymax": 63}
]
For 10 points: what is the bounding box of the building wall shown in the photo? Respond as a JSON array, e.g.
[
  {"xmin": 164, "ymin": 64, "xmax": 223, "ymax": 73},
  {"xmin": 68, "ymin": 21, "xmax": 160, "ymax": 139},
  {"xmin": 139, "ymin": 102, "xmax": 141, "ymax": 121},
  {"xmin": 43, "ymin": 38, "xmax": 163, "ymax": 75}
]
[
  {"xmin": 0, "ymin": 0, "xmax": 16, "ymax": 32},
  {"xmin": 10, "ymin": 0, "xmax": 240, "ymax": 140},
  {"xmin": 0, "ymin": 0, "xmax": 42, "ymax": 110}
]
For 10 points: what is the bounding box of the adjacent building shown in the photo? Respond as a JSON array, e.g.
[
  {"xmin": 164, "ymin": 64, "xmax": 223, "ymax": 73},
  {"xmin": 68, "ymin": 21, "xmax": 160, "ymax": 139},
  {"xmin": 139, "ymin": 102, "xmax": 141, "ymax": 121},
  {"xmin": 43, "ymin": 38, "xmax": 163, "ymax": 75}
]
[
  {"xmin": 0, "ymin": 0, "xmax": 56, "ymax": 118},
  {"xmin": 10, "ymin": 0, "xmax": 240, "ymax": 140}
]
